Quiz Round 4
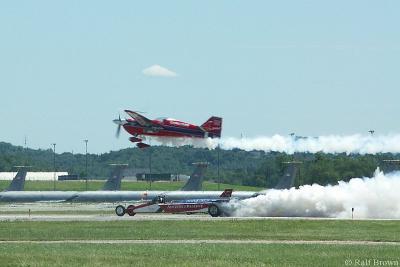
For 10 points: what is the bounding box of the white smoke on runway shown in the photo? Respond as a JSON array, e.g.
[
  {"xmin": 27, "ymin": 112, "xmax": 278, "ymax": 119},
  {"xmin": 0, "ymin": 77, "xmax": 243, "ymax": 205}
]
[
  {"xmin": 228, "ymin": 169, "xmax": 400, "ymax": 219},
  {"xmin": 154, "ymin": 134, "xmax": 400, "ymax": 154}
]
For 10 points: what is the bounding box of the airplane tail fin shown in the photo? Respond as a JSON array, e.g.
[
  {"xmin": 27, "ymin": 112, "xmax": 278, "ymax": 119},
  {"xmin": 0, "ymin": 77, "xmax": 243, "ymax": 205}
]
[
  {"xmin": 274, "ymin": 161, "xmax": 301, "ymax": 190},
  {"xmin": 219, "ymin": 189, "xmax": 233, "ymax": 198},
  {"xmin": 201, "ymin": 117, "xmax": 222, "ymax": 138},
  {"xmin": 5, "ymin": 167, "xmax": 28, "ymax": 191},
  {"xmin": 181, "ymin": 162, "xmax": 208, "ymax": 191},
  {"xmin": 102, "ymin": 164, "xmax": 128, "ymax": 191}
]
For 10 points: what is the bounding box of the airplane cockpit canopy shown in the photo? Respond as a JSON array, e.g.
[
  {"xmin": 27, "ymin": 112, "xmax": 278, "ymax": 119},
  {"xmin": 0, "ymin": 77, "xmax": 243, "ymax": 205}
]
[{"xmin": 154, "ymin": 117, "xmax": 177, "ymax": 122}]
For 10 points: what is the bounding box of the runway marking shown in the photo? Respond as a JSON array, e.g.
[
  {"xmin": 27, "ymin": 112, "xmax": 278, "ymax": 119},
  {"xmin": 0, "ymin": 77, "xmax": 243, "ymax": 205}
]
[{"xmin": 0, "ymin": 240, "xmax": 399, "ymax": 245}]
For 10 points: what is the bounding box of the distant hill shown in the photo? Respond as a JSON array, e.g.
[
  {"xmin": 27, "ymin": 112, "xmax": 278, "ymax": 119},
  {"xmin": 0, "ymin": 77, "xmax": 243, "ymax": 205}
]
[{"xmin": 0, "ymin": 141, "xmax": 398, "ymax": 187}]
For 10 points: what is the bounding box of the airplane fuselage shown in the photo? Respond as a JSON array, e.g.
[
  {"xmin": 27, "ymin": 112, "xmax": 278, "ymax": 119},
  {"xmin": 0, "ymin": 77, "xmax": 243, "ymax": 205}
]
[
  {"xmin": 123, "ymin": 119, "xmax": 211, "ymax": 139},
  {"xmin": 114, "ymin": 110, "xmax": 222, "ymax": 147}
]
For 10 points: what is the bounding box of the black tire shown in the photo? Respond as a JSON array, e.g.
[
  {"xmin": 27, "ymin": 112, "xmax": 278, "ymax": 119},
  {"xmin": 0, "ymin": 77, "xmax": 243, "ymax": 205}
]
[
  {"xmin": 208, "ymin": 204, "xmax": 221, "ymax": 217},
  {"xmin": 115, "ymin": 205, "xmax": 126, "ymax": 216},
  {"xmin": 127, "ymin": 205, "xmax": 136, "ymax": 216}
]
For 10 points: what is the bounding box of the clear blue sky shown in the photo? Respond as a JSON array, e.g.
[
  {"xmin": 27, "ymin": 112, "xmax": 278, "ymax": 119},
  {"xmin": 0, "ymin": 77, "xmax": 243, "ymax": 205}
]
[{"xmin": 1, "ymin": 1, "xmax": 399, "ymax": 154}]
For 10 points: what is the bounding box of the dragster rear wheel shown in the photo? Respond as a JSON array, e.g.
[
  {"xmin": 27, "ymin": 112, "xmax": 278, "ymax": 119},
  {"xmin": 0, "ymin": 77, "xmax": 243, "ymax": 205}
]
[
  {"xmin": 208, "ymin": 204, "xmax": 222, "ymax": 217},
  {"xmin": 115, "ymin": 205, "xmax": 126, "ymax": 216}
]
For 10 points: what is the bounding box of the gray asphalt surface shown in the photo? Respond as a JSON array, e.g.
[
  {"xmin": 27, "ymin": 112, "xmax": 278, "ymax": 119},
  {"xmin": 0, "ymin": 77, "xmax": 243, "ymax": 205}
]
[
  {"xmin": 1, "ymin": 214, "xmax": 400, "ymax": 221},
  {"xmin": 2, "ymin": 203, "xmax": 400, "ymax": 221}
]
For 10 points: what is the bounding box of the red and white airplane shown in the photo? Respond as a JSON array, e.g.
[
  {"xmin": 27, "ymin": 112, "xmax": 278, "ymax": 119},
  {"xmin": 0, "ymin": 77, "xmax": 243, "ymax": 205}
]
[{"xmin": 113, "ymin": 110, "xmax": 222, "ymax": 148}]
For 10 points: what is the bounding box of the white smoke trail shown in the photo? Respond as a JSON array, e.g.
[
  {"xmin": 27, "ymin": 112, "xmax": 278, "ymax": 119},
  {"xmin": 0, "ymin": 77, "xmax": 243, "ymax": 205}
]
[
  {"xmin": 153, "ymin": 134, "xmax": 400, "ymax": 154},
  {"xmin": 227, "ymin": 169, "xmax": 400, "ymax": 219}
]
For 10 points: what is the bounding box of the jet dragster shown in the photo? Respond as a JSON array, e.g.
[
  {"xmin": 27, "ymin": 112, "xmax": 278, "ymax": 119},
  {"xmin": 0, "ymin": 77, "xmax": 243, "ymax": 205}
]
[
  {"xmin": 116, "ymin": 189, "xmax": 234, "ymax": 217},
  {"xmin": 113, "ymin": 110, "xmax": 222, "ymax": 148}
]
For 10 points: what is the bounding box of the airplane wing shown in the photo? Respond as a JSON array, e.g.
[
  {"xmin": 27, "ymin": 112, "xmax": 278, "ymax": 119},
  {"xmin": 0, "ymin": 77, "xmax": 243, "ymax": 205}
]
[{"xmin": 124, "ymin": 110, "xmax": 156, "ymax": 127}]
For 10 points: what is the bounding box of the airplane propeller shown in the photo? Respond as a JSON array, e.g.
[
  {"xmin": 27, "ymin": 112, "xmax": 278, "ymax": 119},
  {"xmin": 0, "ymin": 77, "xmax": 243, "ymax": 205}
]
[
  {"xmin": 113, "ymin": 114, "xmax": 124, "ymax": 138},
  {"xmin": 116, "ymin": 125, "xmax": 121, "ymax": 138}
]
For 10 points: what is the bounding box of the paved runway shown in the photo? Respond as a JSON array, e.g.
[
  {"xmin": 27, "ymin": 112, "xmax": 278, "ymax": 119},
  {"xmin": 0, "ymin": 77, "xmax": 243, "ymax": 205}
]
[
  {"xmin": 1, "ymin": 213, "xmax": 399, "ymax": 221},
  {"xmin": 0, "ymin": 202, "xmax": 117, "ymax": 212},
  {"xmin": 2, "ymin": 203, "xmax": 400, "ymax": 221},
  {"xmin": 0, "ymin": 214, "xmax": 210, "ymax": 221}
]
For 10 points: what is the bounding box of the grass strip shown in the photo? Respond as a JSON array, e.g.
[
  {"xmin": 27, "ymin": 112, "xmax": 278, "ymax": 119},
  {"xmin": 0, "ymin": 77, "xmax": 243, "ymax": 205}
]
[
  {"xmin": 0, "ymin": 220, "xmax": 398, "ymax": 242},
  {"xmin": 0, "ymin": 243, "xmax": 398, "ymax": 267}
]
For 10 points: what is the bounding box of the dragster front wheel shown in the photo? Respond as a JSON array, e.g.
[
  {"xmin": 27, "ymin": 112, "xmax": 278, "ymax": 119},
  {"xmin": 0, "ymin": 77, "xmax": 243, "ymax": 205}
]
[{"xmin": 115, "ymin": 205, "xmax": 126, "ymax": 216}]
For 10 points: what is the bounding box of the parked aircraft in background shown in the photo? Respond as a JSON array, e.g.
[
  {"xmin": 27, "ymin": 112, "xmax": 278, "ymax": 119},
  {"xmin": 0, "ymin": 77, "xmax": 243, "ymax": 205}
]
[
  {"xmin": 274, "ymin": 161, "xmax": 302, "ymax": 189},
  {"xmin": 113, "ymin": 110, "xmax": 222, "ymax": 148},
  {"xmin": 181, "ymin": 162, "xmax": 208, "ymax": 191},
  {"xmin": 1, "ymin": 164, "xmax": 126, "ymax": 193},
  {"xmin": 0, "ymin": 162, "xmax": 208, "ymax": 202},
  {"xmin": 2, "ymin": 166, "xmax": 29, "ymax": 191},
  {"xmin": 102, "ymin": 164, "xmax": 128, "ymax": 191}
]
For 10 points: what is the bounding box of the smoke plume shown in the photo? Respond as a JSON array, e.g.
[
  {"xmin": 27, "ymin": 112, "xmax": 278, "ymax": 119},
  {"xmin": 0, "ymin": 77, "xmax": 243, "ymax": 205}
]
[
  {"xmin": 154, "ymin": 134, "xmax": 400, "ymax": 154},
  {"xmin": 227, "ymin": 169, "xmax": 400, "ymax": 219}
]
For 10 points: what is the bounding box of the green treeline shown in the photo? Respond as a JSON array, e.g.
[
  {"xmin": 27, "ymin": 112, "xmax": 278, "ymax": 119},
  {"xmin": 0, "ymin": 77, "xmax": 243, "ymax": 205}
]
[{"xmin": 0, "ymin": 142, "xmax": 398, "ymax": 188}]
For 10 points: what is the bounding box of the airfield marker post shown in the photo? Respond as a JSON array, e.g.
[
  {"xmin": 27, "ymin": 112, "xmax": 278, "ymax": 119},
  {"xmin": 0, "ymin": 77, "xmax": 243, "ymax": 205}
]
[
  {"xmin": 84, "ymin": 139, "xmax": 88, "ymax": 191},
  {"xmin": 217, "ymin": 144, "xmax": 220, "ymax": 191},
  {"xmin": 52, "ymin": 143, "xmax": 56, "ymax": 191},
  {"xmin": 149, "ymin": 148, "xmax": 152, "ymax": 190}
]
